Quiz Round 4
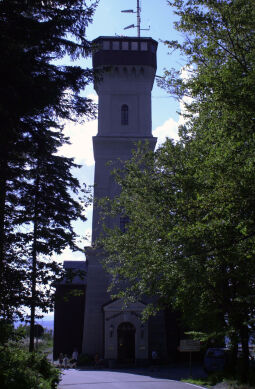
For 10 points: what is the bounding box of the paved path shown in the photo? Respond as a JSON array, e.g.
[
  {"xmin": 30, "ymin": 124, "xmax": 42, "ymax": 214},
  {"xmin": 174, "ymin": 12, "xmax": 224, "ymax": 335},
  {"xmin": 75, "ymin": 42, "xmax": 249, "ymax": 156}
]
[{"xmin": 59, "ymin": 367, "xmax": 206, "ymax": 389}]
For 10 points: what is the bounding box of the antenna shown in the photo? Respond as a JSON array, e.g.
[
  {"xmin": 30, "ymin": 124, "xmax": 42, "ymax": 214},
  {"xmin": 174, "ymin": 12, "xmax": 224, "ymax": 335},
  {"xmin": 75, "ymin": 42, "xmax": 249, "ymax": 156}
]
[
  {"xmin": 124, "ymin": 24, "xmax": 135, "ymax": 31},
  {"xmin": 122, "ymin": 0, "xmax": 149, "ymax": 37},
  {"xmin": 137, "ymin": 0, "xmax": 141, "ymax": 38}
]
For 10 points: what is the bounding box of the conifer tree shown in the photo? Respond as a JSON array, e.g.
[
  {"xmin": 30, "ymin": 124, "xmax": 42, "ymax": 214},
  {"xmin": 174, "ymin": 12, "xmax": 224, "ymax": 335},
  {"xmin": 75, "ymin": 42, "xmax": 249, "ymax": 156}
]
[
  {"xmin": 0, "ymin": 0, "xmax": 97, "ymax": 324},
  {"xmin": 15, "ymin": 126, "xmax": 88, "ymax": 351}
]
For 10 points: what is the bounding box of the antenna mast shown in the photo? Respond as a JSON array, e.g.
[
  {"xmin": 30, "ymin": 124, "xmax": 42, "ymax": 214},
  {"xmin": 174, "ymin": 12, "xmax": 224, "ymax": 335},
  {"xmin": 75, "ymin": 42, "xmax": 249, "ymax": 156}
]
[
  {"xmin": 137, "ymin": 0, "xmax": 141, "ymax": 37},
  {"xmin": 122, "ymin": 0, "xmax": 149, "ymax": 37}
]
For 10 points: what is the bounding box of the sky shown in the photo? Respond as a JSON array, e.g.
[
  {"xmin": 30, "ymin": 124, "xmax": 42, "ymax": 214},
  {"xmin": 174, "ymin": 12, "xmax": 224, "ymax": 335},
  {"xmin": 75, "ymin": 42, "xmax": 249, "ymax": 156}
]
[{"xmin": 53, "ymin": 0, "xmax": 186, "ymax": 265}]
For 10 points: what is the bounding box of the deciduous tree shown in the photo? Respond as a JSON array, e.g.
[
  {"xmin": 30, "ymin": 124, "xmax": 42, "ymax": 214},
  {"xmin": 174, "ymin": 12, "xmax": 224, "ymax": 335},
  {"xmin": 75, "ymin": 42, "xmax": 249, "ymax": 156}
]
[{"xmin": 100, "ymin": 0, "xmax": 255, "ymax": 380}]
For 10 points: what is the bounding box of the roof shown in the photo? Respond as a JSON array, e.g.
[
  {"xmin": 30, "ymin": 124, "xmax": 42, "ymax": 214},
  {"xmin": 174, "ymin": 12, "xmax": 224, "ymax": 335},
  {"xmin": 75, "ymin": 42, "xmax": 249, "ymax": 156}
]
[
  {"xmin": 93, "ymin": 36, "xmax": 156, "ymax": 41},
  {"xmin": 92, "ymin": 36, "xmax": 158, "ymax": 70},
  {"xmin": 59, "ymin": 261, "xmax": 87, "ymax": 285}
]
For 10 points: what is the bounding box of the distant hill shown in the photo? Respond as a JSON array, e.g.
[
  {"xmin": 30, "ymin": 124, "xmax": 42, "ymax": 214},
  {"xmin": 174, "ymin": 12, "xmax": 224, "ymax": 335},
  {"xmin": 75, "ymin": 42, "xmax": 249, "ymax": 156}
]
[
  {"xmin": 38, "ymin": 319, "xmax": 54, "ymax": 331},
  {"xmin": 15, "ymin": 316, "xmax": 54, "ymax": 331}
]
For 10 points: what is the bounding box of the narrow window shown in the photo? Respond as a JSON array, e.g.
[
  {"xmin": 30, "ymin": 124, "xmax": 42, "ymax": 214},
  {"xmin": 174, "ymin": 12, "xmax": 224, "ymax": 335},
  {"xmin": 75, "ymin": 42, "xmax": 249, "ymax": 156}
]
[
  {"xmin": 121, "ymin": 104, "xmax": 128, "ymax": 125},
  {"xmin": 141, "ymin": 42, "xmax": 148, "ymax": 51},
  {"xmin": 112, "ymin": 41, "xmax": 120, "ymax": 50},
  {"xmin": 122, "ymin": 41, "xmax": 129, "ymax": 50},
  {"xmin": 103, "ymin": 41, "xmax": 110, "ymax": 50},
  {"xmin": 131, "ymin": 41, "xmax": 138, "ymax": 50}
]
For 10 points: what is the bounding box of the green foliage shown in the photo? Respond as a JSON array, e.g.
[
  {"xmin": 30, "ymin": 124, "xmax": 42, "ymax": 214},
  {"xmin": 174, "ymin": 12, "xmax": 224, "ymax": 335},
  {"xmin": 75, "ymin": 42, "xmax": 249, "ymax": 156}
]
[
  {"xmin": 0, "ymin": 0, "xmax": 97, "ymax": 347},
  {"xmin": 181, "ymin": 374, "xmax": 224, "ymax": 388},
  {"xmin": 0, "ymin": 345, "xmax": 60, "ymax": 389},
  {"xmin": 0, "ymin": 321, "xmax": 26, "ymax": 345},
  {"xmin": 99, "ymin": 0, "xmax": 255, "ymax": 382},
  {"xmin": 34, "ymin": 333, "xmax": 53, "ymax": 354},
  {"xmin": 0, "ymin": 324, "xmax": 59, "ymax": 389},
  {"xmin": 183, "ymin": 369, "xmax": 255, "ymax": 389},
  {"xmin": 77, "ymin": 353, "xmax": 94, "ymax": 366}
]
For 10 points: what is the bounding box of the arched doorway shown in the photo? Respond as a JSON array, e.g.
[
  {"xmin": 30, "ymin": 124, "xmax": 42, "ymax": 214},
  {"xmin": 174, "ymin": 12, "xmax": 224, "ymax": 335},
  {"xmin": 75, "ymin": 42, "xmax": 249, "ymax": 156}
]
[{"xmin": 117, "ymin": 322, "xmax": 135, "ymax": 363}]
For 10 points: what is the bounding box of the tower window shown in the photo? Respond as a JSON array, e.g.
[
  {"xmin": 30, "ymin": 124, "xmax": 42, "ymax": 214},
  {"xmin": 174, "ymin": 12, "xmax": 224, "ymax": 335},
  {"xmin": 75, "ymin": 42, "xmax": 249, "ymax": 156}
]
[
  {"xmin": 103, "ymin": 41, "xmax": 110, "ymax": 50},
  {"xmin": 141, "ymin": 42, "xmax": 148, "ymax": 51},
  {"xmin": 112, "ymin": 41, "xmax": 120, "ymax": 50},
  {"xmin": 122, "ymin": 41, "xmax": 129, "ymax": 50},
  {"xmin": 131, "ymin": 41, "xmax": 138, "ymax": 51},
  {"xmin": 121, "ymin": 105, "xmax": 129, "ymax": 125}
]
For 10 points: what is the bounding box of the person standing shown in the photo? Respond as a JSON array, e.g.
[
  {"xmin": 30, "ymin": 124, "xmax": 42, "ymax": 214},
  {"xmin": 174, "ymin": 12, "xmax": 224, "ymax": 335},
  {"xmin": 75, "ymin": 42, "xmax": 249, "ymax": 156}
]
[
  {"xmin": 71, "ymin": 348, "xmax": 78, "ymax": 368},
  {"xmin": 63, "ymin": 354, "xmax": 69, "ymax": 369},
  {"xmin": 59, "ymin": 353, "xmax": 64, "ymax": 368}
]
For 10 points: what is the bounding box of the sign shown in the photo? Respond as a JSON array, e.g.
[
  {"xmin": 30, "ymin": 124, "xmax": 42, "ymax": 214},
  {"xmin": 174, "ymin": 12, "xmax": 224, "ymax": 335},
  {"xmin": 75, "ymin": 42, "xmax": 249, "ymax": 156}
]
[{"xmin": 179, "ymin": 339, "xmax": 200, "ymax": 352}]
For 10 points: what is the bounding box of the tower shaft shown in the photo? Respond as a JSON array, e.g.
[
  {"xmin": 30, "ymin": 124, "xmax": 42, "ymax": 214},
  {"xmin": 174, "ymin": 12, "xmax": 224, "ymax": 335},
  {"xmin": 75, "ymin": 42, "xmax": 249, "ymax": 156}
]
[{"xmin": 82, "ymin": 37, "xmax": 165, "ymax": 360}]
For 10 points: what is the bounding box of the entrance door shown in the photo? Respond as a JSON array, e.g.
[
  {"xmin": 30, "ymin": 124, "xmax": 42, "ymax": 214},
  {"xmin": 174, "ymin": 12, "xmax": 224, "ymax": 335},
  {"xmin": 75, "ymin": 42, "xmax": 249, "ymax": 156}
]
[{"xmin": 117, "ymin": 322, "xmax": 135, "ymax": 363}]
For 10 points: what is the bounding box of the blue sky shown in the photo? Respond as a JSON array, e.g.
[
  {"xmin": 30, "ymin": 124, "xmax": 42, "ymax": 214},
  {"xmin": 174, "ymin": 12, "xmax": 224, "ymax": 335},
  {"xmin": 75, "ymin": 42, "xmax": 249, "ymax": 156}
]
[{"xmin": 53, "ymin": 0, "xmax": 186, "ymax": 264}]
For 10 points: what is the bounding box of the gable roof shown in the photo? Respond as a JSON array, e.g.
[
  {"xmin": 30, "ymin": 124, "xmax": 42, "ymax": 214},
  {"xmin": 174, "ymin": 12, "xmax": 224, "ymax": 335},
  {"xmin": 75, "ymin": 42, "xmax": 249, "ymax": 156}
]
[{"xmin": 103, "ymin": 299, "xmax": 146, "ymax": 312}]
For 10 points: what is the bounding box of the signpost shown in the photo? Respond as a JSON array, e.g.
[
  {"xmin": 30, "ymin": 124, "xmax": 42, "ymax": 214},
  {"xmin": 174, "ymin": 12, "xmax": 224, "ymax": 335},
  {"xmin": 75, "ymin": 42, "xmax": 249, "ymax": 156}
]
[{"xmin": 179, "ymin": 340, "xmax": 200, "ymax": 377}]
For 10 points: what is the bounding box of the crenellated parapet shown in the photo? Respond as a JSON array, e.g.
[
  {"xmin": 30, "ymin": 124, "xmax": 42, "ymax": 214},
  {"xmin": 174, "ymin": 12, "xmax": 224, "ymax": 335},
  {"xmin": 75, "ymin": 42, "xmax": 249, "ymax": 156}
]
[{"xmin": 92, "ymin": 36, "xmax": 157, "ymax": 70}]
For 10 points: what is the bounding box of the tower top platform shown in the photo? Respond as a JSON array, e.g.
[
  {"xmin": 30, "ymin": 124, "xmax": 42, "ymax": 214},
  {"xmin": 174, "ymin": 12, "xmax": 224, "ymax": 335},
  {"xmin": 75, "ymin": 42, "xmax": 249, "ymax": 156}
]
[{"xmin": 92, "ymin": 36, "xmax": 158, "ymax": 70}]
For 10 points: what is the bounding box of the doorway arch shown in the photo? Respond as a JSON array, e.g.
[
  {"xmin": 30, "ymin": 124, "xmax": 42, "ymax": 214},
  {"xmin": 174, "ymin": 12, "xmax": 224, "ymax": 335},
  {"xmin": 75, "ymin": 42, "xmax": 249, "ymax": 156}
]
[{"xmin": 117, "ymin": 322, "xmax": 135, "ymax": 363}]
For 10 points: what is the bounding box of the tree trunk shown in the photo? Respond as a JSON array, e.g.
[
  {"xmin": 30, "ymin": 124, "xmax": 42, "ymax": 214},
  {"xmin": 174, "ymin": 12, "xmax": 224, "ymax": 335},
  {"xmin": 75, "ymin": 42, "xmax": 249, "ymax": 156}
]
[
  {"xmin": 0, "ymin": 159, "xmax": 7, "ymax": 319},
  {"xmin": 240, "ymin": 324, "xmax": 249, "ymax": 382},
  {"xmin": 29, "ymin": 224, "xmax": 37, "ymax": 352},
  {"xmin": 229, "ymin": 334, "xmax": 238, "ymax": 374},
  {"xmin": 29, "ymin": 167, "xmax": 40, "ymax": 352}
]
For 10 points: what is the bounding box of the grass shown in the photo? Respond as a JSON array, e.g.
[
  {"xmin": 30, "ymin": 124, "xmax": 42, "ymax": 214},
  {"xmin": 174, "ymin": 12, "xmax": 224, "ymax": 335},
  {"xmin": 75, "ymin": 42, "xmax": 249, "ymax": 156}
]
[
  {"xmin": 37, "ymin": 334, "xmax": 53, "ymax": 353},
  {"xmin": 181, "ymin": 376, "xmax": 255, "ymax": 389},
  {"xmin": 20, "ymin": 332, "xmax": 53, "ymax": 355},
  {"xmin": 181, "ymin": 377, "xmax": 211, "ymax": 387}
]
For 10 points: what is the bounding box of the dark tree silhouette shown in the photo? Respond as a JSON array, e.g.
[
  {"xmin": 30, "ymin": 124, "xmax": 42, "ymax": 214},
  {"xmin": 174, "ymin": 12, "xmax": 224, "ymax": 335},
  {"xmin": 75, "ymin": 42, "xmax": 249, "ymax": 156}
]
[{"xmin": 0, "ymin": 0, "xmax": 97, "ymax": 349}]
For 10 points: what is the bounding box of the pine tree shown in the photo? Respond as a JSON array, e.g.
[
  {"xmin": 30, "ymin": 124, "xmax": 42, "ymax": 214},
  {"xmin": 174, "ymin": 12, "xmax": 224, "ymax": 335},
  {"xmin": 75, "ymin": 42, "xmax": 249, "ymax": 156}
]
[
  {"xmin": 15, "ymin": 126, "xmax": 88, "ymax": 351},
  {"xmin": 0, "ymin": 0, "xmax": 97, "ymax": 323}
]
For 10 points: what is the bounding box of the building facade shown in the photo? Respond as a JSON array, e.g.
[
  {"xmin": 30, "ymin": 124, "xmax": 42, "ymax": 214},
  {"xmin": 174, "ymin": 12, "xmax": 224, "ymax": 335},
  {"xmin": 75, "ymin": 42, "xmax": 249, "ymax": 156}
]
[
  {"xmin": 54, "ymin": 261, "xmax": 86, "ymax": 359},
  {"xmin": 54, "ymin": 36, "xmax": 180, "ymax": 364}
]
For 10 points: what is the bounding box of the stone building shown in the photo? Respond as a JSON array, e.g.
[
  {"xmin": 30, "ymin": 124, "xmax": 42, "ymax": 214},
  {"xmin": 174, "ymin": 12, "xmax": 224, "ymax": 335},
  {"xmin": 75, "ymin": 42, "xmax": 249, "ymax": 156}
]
[{"xmin": 54, "ymin": 36, "xmax": 180, "ymax": 364}]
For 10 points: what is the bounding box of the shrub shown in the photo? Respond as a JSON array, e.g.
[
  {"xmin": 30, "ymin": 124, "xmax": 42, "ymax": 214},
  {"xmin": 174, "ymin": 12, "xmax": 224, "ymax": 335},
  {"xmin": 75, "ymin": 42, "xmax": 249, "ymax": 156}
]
[
  {"xmin": 0, "ymin": 345, "xmax": 61, "ymax": 389},
  {"xmin": 77, "ymin": 353, "xmax": 94, "ymax": 367}
]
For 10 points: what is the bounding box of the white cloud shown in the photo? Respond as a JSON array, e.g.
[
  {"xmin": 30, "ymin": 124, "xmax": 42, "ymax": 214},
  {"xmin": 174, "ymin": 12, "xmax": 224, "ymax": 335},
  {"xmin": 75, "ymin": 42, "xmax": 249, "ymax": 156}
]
[
  {"xmin": 178, "ymin": 96, "xmax": 193, "ymax": 127},
  {"xmin": 153, "ymin": 117, "xmax": 179, "ymax": 146},
  {"xmin": 53, "ymin": 94, "xmax": 97, "ymax": 264},
  {"xmin": 59, "ymin": 93, "xmax": 98, "ymax": 166},
  {"xmin": 52, "ymin": 247, "xmax": 85, "ymax": 263},
  {"xmin": 180, "ymin": 65, "xmax": 193, "ymax": 82},
  {"xmin": 55, "ymin": 90, "xmax": 195, "ymax": 264},
  {"xmin": 51, "ymin": 226, "xmax": 92, "ymax": 263},
  {"xmin": 179, "ymin": 65, "xmax": 194, "ymax": 126},
  {"xmin": 153, "ymin": 66, "xmax": 194, "ymax": 146}
]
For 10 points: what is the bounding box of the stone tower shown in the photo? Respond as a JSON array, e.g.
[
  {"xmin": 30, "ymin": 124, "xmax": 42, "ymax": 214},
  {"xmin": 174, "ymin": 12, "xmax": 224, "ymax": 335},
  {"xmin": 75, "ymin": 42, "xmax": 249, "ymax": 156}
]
[{"xmin": 82, "ymin": 36, "xmax": 168, "ymax": 362}]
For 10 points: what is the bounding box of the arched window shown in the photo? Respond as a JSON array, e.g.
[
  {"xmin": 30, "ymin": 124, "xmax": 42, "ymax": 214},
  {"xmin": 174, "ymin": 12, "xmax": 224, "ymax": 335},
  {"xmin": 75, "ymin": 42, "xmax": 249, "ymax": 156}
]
[{"xmin": 121, "ymin": 104, "xmax": 128, "ymax": 125}]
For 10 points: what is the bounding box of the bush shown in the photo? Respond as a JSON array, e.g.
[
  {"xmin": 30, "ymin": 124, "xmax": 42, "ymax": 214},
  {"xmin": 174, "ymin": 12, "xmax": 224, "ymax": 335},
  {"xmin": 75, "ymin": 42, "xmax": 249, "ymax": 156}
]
[
  {"xmin": 77, "ymin": 353, "xmax": 94, "ymax": 367},
  {"xmin": 222, "ymin": 355, "xmax": 255, "ymax": 386},
  {"xmin": 0, "ymin": 345, "xmax": 61, "ymax": 389},
  {"xmin": 0, "ymin": 320, "xmax": 26, "ymax": 345}
]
